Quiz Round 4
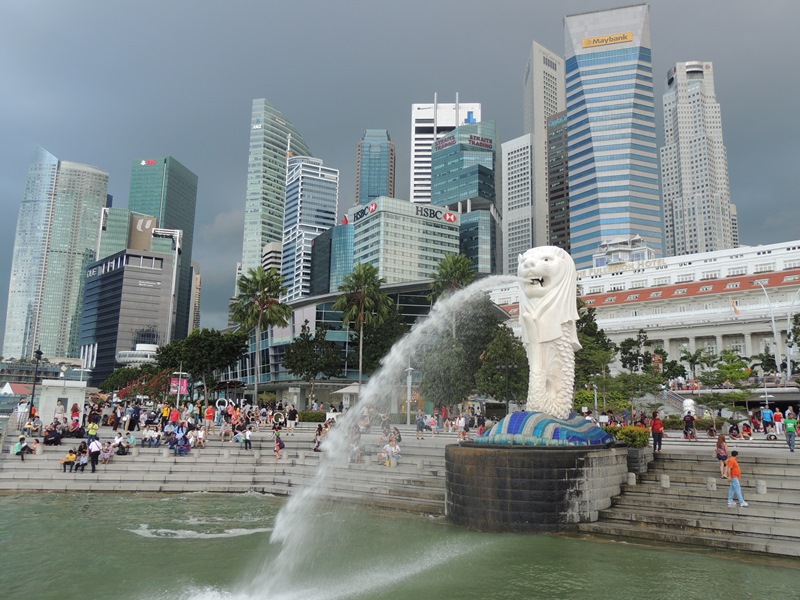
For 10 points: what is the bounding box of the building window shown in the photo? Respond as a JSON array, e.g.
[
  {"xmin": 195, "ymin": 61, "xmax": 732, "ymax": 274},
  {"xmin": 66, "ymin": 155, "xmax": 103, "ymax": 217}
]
[
  {"xmin": 674, "ymin": 288, "xmax": 687, "ymax": 295},
  {"xmin": 650, "ymin": 291, "xmax": 662, "ymax": 298},
  {"xmin": 726, "ymin": 282, "xmax": 740, "ymax": 289}
]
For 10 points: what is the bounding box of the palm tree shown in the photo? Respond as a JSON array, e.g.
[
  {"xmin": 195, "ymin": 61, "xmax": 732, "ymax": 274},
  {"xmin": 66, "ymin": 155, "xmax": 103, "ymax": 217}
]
[
  {"xmin": 680, "ymin": 348, "xmax": 717, "ymax": 380},
  {"xmin": 428, "ymin": 253, "xmax": 476, "ymax": 303},
  {"xmin": 333, "ymin": 263, "xmax": 393, "ymax": 395},
  {"xmin": 229, "ymin": 267, "xmax": 292, "ymax": 405}
]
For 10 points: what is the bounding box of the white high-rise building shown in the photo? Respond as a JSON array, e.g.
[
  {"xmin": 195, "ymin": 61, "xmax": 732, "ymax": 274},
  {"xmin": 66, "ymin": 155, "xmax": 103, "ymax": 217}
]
[
  {"xmin": 661, "ymin": 61, "xmax": 738, "ymax": 256},
  {"xmin": 409, "ymin": 95, "xmax": 480, "ymax": 203},
  {"xmin": 522, "ymin": 42, "xmax": 565, "ymax": 249},
  {"xmin": 501, "ymin": 134, "xmax": 533, "ymax": 274},
  {"xmin": 281, "ymin": 156, "xmax": 339, "ymax": 302},
  {"xmin": 4, "ymin": 146, "xmax": 109, "ymax": 359}
]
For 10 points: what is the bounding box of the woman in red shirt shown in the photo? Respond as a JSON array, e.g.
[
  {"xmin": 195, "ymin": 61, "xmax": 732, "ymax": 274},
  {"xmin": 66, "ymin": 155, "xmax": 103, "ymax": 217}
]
[{"xmin": 650, "ymin": 411, "xmax": 664, "ymax": 454}]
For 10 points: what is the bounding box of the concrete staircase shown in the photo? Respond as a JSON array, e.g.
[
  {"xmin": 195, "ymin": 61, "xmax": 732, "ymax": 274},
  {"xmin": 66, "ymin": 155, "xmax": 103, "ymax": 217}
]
[
  {"xmin": 578, "ymin": 441, "xmax": 800, "ymax": 557},
  {"xmin": 0, "ymin": 424, "xmax": 449, "ymax": 515}
]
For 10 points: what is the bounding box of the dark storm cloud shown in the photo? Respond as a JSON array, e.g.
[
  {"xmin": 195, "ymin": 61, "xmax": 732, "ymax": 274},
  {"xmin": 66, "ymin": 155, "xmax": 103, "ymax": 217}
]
[{"xmin": 1, "ymin": 0, "xmax": 797, "ymax": 344}]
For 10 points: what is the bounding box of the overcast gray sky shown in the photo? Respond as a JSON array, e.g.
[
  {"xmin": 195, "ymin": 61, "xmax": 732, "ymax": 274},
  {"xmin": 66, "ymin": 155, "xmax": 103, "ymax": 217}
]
[{"xmin": 1, "ymin": 0, "xmax": 798, "ymax": 348}]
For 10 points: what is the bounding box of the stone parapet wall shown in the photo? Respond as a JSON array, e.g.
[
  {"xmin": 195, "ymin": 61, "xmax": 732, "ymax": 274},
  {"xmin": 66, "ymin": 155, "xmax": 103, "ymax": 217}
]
[{"xmin": 445, "ymin": 444, "xmax": 628, "ymax": 532}]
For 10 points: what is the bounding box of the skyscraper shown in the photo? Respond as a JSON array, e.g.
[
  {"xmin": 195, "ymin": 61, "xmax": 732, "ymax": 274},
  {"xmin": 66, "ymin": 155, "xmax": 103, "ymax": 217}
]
[
  {"xmin": 523, "ymin": 41, "xmax": 565, "ymax": 248},
  {"xmin": 431, "ymin": 120, "xmax": 501, "ymax": 274},
  {"xmin": 241, "ymin": 98, "xmax": 311, "ymax": 273},
  {"xmin": 281, "ymin": 156, "xmax": 339, "ymax": 302},
  {"xmin": 410, "ymin": 95, "xmax": 481, "ymax": 203},
  {"xmin": 355, "ymin": 130, "xmax": 395, "ymax": 206},
  {"xmin": 547, "ymin": 111, "xmax": 571, "ymax": 252},
  {"xmin": 661, "ymin": 61, "xmax": 738, "ymax": 256},
  {"xmin": 3, "ymin": 146, "xmax": 109, "ymax": 359},
  {"xmin": 501, "ymin": 134, "xmax": 533, "ymax": 274},
  {"xmin": 128, "ymin": 156, "xmax": 198, "ymax": 340},
  {"xmin": 564, "ymin": 4, "xmax": 662, "ymax": 268}
]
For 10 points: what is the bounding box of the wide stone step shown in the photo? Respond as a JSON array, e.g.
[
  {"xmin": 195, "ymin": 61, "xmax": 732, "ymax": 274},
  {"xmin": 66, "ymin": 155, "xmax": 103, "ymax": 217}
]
[{"xmin": 598, "ymin": 506, "xmax": 800, "ymax": 541}]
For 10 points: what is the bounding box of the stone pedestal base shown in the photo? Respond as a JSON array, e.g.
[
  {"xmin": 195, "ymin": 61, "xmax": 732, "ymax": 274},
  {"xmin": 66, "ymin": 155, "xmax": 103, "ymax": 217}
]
[{"xmin": 445, "ymin": 444, "xmax": 627, "ymax": 532}]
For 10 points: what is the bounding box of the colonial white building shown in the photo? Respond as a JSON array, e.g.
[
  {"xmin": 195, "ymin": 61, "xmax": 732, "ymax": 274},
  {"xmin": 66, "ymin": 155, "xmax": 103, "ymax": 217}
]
[{"xmin": 492, "ymin": 239, "xmax": 800, "ymax": 374}]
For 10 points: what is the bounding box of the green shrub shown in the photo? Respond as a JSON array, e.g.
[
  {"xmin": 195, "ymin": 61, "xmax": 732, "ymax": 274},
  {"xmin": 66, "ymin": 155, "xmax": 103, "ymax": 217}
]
[
  {"xmin": 298, "ymin": 411, "xmax": 326, "ymax": 423},
  {"xmin": 602, "ymin": 425, "xmax": 651, "ymax": 448},
  {"xmin": 663, "ymin": 417, "xmax": 724, "ymax": 432}
]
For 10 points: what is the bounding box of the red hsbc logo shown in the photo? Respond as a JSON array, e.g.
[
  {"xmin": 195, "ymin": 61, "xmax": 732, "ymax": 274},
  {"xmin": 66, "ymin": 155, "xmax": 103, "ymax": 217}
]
[
  {"xmin": 368, "ymin": 202, "xmax": 377, "ymax": 213},
  {"xmin": 444, "ymin": 212, "xmax": 457, "ymax": 222},
  {"xmin": 140, "ymin": 159, "xmax": 157, "ymax": 166}
]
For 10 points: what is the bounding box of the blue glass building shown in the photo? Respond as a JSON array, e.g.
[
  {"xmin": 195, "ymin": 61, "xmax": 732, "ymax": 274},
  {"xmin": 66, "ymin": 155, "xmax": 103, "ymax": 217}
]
[
  {"xmin": 430, "ymin": 120, "xmax": 500, "ymax": 274},
  {"xmin": 564, "ymin": 4, "xmax": 663, "ymax": 269},
  {"xmin": 355, "ymin": 130, "xmax": 395, "ymax": 206},
  {"xmin": 281, "ymin": 156, "xmax": 339, "ymax": 302}
]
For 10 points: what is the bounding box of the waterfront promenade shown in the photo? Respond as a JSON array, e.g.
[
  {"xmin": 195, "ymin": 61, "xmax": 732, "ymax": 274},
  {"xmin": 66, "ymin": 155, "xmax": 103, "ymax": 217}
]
[{"xmin": 3, "ymin": 419, "xmax": 800, "ymax": 558}]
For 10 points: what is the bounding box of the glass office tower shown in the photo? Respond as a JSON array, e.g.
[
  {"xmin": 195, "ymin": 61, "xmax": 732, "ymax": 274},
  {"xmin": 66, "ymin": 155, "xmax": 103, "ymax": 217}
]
[
  {"xmin": 3, "ymin": 146, "xmax": 109, "ymax": 359},
  {"xmin": 281, "ymin": 156, "xmax": 339, "ymax": 302},
  {"xmin": 355, "ymin": 130, "xmax": 395, "ymax": 206},
  {"xmin": 241, "ymin": 98, "xmax": 311, "ymax": 273},
  {"xmin": 128, "ymin": 156, "xmax": 197, "ymax": 340},
  {"xmin": 564, "ymin": 4, "xmax": 662, "ymax": 269},
  {"xmin": 430, "ymin": 120, "xmax": 501, "ymax": 274}
]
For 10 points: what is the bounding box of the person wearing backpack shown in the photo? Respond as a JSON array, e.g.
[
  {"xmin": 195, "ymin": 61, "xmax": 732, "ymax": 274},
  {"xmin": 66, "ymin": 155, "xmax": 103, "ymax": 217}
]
[
  {"xmin": 650, "ymin": 411, "xmax": 665, "ymax": 454},
  {"xmin": 274, "ymin": 432, "xmax": 285, "ymax": 459}
]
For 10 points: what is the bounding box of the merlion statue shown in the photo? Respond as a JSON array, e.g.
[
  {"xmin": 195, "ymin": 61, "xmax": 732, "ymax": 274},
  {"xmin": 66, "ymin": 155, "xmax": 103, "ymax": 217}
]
[{"xmin": 517, "ymin": 246, "xmax": 581, "ymax": 420}]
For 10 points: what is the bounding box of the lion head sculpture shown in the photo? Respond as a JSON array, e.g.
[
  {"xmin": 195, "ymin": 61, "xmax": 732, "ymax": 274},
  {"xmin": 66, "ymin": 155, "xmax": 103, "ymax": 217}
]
[{"xmin": 517, "ymin": 246, "xmax": 580, "ymax": 350}]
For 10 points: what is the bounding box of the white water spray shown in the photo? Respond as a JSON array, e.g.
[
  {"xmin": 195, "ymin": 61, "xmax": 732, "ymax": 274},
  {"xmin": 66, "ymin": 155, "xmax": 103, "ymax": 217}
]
[{"xmin": 242, "ymin": 274, "xmax": 521, "ymax": 597}]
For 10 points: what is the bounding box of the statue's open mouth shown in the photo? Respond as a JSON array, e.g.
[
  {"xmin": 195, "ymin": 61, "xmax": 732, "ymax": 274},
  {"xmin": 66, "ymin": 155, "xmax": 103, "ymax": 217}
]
[{"xmin": 530, "ymin": 277, "xmax": 544, "ymax": 286}]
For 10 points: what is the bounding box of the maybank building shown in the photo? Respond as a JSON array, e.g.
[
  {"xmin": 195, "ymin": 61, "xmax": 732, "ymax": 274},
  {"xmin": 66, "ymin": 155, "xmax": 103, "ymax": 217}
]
[
  {"xmin": 349, "ymin": 197, "xmax": 460, "ymax": 284},
  {"xmin": 564, "ymin": 4, "xmax": 662, "ymax": 269}
]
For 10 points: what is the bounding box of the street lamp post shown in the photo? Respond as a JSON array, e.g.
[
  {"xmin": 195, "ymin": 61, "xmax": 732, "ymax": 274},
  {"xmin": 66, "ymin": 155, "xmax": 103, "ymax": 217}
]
[
  {"xmin": 405, "ymin": 366, "xmax": 414, "ymax": 426},
  {"xmin": 29, "ymin": 347, "xmax": 43, "ymax": 418},
  {"xmin": 751, "ymin": 280, "xmax": 783, "ymax": 383},
  {"xmin": 593, "ymin": 383, "xmax": 598, "ymax": 415}
]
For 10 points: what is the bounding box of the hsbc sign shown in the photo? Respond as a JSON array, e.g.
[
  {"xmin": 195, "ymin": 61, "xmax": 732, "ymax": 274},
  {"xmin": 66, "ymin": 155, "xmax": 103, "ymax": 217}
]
[
  {"xmin": 352, "ymin": 201, "xmax": 378, "ymax": 222},
  {"xmin": 415, "ymin": 206, "xmax": 457, "ymax": 223}
]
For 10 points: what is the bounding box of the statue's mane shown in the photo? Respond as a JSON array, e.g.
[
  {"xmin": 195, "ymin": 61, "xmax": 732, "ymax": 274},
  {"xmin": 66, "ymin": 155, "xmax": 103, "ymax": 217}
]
[{"xmin": 518, "ymin": 247, "xmax": 580, "ymax": 348}]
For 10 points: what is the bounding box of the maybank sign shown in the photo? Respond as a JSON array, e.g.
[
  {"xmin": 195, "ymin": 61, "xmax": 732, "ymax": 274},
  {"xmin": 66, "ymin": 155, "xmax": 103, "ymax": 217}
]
[{"xmin": 582, "ymin": 32, "xmax": 633, "ymax": 48}]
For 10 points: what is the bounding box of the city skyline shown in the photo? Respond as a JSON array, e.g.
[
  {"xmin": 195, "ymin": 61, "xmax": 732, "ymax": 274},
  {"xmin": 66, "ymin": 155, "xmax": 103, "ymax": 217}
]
[{"xmin": 1, "ymin": 1, "xmax": 798, "ymax": 346}]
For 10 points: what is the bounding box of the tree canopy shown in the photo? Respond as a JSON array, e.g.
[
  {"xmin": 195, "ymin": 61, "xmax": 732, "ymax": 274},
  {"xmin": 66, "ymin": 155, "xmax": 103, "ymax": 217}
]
[
  {"xmin": 229, "ymin": 267, "xmax": 291, "ymax": 402},
  {"xmin": 475, "ymin": 324, "xmax": 528, "ymax": 406},
  {"xmin": 283, "ymin": 320, "xmax": 342, "ymax": 398},
  {"xmin": 333, "ymin": 263, "xmax": 394, "ymax": 389},
  {"xmin": 428, "ymin": 253, "xmax": 476, "ymax": 303}
]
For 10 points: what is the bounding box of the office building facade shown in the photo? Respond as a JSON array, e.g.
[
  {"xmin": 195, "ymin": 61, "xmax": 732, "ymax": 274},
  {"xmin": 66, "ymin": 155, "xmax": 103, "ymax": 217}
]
[
  {"xmin": 547, "ymin": 111, "xmax": 571, "ymax": 252},
  {"xmin": 431, "ymin": 120, "xmax": 501, "ymax": 274},
  {"xmin": 523, "ymin": 41, "xmax": 566, "ymax": 248},
  {"xmin": 79, "ymin": 248, "xmax": 177, "ymax": 386},
  {"xmin": 348, "ymin": 197, "xmax": 460, "ymax": 283},
  {"xmin": 281, "ymin": 156, "xmax": 339, "ymax": 302},
  {"xmin": 661, "ymin": 61, "xmax": 738, "ymax": 256},
  {"xmin": 501, "ymin": 134, "xmax": 533, "ymax": 273},
  {"xmin": 355, "ymin": 130, "xmax": 395, "ymax": 206},
  {"xmin": 409, "ymin": 95, "xmax": 481, "ymax": 202},
  {"xmin": 3, "ymin": 146, "xmax": 109, "ymax": 359},
  {"xmin": 242, "ymin": 98, "xmax": 311, "ymax": 273},
  {"xmin": 128, "ymin": 156, "xmax": 197, "ymax": 340},
  {"xmin": 564, "ymin": 4, "xmax": 662, "ymax": 269}
]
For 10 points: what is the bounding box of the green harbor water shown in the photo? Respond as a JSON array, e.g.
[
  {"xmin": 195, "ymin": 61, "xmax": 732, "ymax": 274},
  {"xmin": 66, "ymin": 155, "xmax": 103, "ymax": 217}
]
[{"xmin": 0, "ymin": 492, "xmax": 795, "ymax": 599}]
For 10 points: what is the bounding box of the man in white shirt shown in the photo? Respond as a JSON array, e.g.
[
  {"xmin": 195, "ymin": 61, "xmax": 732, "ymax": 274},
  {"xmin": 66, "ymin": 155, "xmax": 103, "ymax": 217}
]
[{"xmin": 88, "ymin": 438, "xmax": 103, "ymax": 472}]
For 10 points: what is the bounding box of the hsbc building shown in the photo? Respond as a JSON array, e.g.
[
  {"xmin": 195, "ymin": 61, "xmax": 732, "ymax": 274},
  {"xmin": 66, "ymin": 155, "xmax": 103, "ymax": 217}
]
[{"xmin": 348, "ymin": 196, "xmax": 460, "ymax": 284}]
